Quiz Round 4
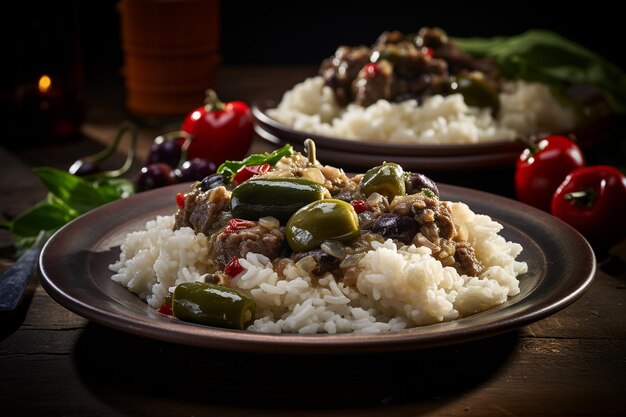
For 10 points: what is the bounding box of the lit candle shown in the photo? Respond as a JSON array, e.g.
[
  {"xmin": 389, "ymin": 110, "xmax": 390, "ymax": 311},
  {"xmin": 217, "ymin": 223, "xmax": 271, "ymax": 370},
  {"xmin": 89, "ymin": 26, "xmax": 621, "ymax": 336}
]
[{"xmin": 38, "ymin": 74, "xmax": 54, "ymax": 110}]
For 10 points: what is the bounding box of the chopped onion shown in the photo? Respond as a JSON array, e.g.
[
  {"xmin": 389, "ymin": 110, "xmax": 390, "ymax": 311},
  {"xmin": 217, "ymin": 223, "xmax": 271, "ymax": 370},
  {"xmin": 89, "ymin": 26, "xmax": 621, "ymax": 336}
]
[
  {"xmin": 320, "ymin": 241, "xmax": 346, "ymax": 260},
  {"xmin": 302, "ymin": 167, "xmax": 325, "ymax": 184},
  {"xmin": 340, "ymin": 253, "xmax": 365, "ymax": 269},
  {"xmin": 259, "ymin": 216, "xmax": 280, "ymax": 230},
  {"xmin": 296, "ymin": 255, "xmax": 317, "ymax": 273},
  {"xmin": 414, "ymin": 233, "xmax": 439, "ymax": 251}
]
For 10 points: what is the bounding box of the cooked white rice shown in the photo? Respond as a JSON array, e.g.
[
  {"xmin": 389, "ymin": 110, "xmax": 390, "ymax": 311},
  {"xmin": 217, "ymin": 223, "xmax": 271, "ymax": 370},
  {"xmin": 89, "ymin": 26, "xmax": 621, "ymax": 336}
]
[
  {"xmin": 267, "ymin": 76, "xmax": 576, "ymax": 144},
  {"xmin": 110, "ymin": 202, "xmax": 527, "ymax": 333}
]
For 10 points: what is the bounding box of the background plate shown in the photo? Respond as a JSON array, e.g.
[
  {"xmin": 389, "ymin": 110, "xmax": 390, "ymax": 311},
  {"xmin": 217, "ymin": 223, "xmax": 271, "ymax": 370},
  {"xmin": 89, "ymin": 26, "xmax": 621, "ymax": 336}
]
[
  {"xmin": 39, "ymin": 183, "xmax": 595, "ymax": 353},
  {"xmin": 252, "ymin": 86, "xmax": 614, "ymax": 171}
]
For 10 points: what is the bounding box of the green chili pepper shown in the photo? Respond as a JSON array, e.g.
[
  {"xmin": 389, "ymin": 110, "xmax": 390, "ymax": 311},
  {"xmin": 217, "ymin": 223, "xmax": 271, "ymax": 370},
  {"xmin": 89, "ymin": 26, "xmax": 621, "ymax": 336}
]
[
  {"xmin": 172, "ymin": 282, "xmax": 256, "ymax": 330},
  {"xmin": 360, "ymin": 162, "xmax": 406, "ymax": 199},
  {"xmin": 230, "ymin": 178, "xmax": 330, "ymax": 223},
  {"xmin": 286, "ymin": 199, "xmax": 360, "ymax": 252}
]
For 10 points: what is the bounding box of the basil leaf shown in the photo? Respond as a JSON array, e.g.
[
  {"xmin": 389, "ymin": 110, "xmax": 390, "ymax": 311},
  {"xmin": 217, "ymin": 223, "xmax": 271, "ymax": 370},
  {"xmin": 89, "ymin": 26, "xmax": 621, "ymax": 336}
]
[
  {"xmin": 32, "ymin": 167, "xmax": 109, "ymax": 214},
  {"xmin": 217, "ymin": 144, "xmax": 295, "ymax": 180},
  {"xmin": 93, "ymin": 178, "xmax": 135, "ymax": 202},
  {"xmin": 454, "ymin": 29, "xmax": 626, "ymax": 113},
  {"xmin": 9, "ymin": 202, "xmax": 76, "ymax": 238}
]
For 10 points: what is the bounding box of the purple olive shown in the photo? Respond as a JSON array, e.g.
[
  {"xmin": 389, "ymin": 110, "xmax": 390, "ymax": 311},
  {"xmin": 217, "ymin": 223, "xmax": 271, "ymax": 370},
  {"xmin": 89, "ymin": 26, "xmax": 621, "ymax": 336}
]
[
  {"xmin": 174, "ymin": 158, "xmax": 217, "ymax": 183},
  {"xmin": 406, "ymin": 172, "xmax": 439, "ymax": 197},
  {"xmin": 148, "ymin": 139, "xmax": 183, "ymax": 168},
  {"xmin": 136, "ymin": 163, "xmax": 176, "ymax": 192},
  {"xmin": 370, "ymin": 213, "xmax": 419, "ymax": 244}
]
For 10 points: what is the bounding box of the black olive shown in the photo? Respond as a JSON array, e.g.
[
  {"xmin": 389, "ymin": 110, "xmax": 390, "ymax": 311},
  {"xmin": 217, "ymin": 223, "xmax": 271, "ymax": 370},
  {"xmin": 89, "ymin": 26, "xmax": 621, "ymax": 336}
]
[
  {"xmin": 406, "ymin": 172, "xmax": 440, "ymax": 197},
  {"xmin": 292, "ymin": 249, "xmax": 342, "ymax": 275},
  {"xmin": 198, "ymin": 173, "xmax": 228, "ymax": 191},
  {"xmin": 370, "ymin": 213, "xmax": 419, "ymax": 244}
]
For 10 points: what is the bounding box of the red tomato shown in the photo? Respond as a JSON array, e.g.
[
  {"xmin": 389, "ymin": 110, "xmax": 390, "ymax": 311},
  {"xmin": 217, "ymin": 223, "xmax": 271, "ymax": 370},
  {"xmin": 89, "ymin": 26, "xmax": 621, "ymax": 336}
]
[
  {"xmin": 181, "ymin": 91, "xmax": 254, "ymax": 166},
  {"xmin": 551, "ymin": 165, "xmax": 626, "ymax": 245},
  {"xmin": 514, "ymin": 135, "xmax": 585, "ymax": 212}
]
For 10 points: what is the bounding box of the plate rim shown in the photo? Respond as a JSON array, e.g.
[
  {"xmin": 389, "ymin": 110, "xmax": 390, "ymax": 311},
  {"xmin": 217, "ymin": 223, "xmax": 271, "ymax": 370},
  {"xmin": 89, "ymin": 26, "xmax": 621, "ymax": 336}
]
[
  {"xmin": 252, "ymin": 99, "xmax": 525, "ymax": 157},
  {"xmin": 39, "ymin": 183, "xmax": 596, "ymax": 353}
]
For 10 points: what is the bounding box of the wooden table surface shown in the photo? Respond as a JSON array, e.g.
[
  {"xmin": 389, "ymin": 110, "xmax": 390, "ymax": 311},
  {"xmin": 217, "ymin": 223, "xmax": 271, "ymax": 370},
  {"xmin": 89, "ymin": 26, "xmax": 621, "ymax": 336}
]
[{"xmin": 1, "ymin": 67, "xmax": 625, "ymax": 417}]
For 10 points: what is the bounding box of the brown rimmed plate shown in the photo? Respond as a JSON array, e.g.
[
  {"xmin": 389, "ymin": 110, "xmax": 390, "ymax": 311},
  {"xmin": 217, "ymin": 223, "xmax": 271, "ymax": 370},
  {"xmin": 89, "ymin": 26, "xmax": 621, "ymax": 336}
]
[
  {"xmin": 252, "ymin": 84, "xmax": 613, "ymax": 170},
  {"xmin": 39, "ymin": 182, "xmax": 595, "ymax": 354}
]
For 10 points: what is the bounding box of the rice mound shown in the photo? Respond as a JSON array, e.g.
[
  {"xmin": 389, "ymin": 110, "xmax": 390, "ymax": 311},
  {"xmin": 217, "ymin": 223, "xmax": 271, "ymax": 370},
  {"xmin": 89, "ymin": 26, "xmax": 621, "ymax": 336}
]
[
  {"xmin": 267, "ymin": 76, "xmax": 576, "ymax": 144},
  {"xmin": 110, "ymin": 202, "xmax": 527, "ymax": 334}
]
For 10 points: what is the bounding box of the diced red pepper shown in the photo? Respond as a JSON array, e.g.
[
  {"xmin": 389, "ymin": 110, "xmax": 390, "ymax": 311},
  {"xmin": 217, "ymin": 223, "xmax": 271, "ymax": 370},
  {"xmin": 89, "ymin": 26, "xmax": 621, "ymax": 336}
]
[
  {"xmin": 421, "ymin": 47, "xmax": 434, "ymax": 58},
  {"xmin": 232, "ymin": 163, "xmax": 271, "ymax": 185},
  {"xmin": 224, "ymin": 256, "xmax": 245, "ymax": 277},
  {"xmin": 350, "ymin": 199, "xmax": 369, "ymax": 214},
  {"xmin": 176, "ymin": 192, "xmax": 186, "ymax": 209},
  {"xmin": 364, "ymin": 62, "xmax": 381, "ymax": 79},
  {"xmin": 158, "ymin": 302, "xmax": 173, "ymax": 316},
  {"xmin": 223, "ymin": 218, "xmax": 256, "ymax": 235}
]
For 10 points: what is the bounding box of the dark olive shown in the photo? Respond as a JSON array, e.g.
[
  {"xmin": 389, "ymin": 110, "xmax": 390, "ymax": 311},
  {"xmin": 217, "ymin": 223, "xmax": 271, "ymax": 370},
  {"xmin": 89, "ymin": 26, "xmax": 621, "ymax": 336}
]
[
  {"xmin": 450, "ymin": 74, "xmax": 500, "ymax": 113},
  {"xmin": 406, "ymin": 172, "xmax": 440, "ymax": 197},
  {"xmin": 370, "ymin": 213, "xmax": 419, "ymax": 244},
  {"xmin": 198, "ymin": 173, "xmax": 228, "ymax": 191},
  {"xmin": 292, "ymin": 250, "xmax": 341, "ymax": 275}
]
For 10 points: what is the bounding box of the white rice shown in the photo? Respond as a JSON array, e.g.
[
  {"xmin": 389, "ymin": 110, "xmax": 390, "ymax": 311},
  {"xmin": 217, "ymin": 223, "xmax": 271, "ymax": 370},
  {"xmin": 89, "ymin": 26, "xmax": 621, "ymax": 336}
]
[
  {"xmin": 110, "ymin": 202, "xmax": 527, "ymax": 333},
  {"xmin": 267, "ymin": 76, "xmax": 576, "ymax": 144}
]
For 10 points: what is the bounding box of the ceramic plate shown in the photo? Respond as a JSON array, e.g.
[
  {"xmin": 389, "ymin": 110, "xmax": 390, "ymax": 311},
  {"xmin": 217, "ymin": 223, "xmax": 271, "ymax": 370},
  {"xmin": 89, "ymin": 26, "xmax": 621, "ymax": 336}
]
[
  {"xmin": 252, "ymin": 88, "xmax": 613, "ymax": 170},
  {"xmin": 39, "ymin": 183, "xmax": 595, "ymax": 353}
]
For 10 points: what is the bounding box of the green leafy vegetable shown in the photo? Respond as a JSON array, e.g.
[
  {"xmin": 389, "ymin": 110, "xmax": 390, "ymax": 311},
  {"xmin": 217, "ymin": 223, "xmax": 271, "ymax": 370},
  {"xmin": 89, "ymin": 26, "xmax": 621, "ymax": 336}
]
[
  {"xmin": 454, "ymin": 29, "xmax": 626, "ymax": 113},
  {"xmin": 2, "ymin": 167, "xmax": 134, "ymax": 252},
  {"xmin": 217, "ymin": 144, "xmax": 295, "ymax": 181}
]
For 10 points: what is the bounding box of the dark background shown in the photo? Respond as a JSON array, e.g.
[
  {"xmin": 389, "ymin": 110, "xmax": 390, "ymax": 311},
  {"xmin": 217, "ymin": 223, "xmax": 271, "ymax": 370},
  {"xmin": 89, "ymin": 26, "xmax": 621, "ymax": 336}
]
[
  {"xmin": 3, "ymin": 1, "xmax": 624, "ymax": 84},
  {"xmin": 1, "ymin": 0, "xmax": 624, "ymax": 139}
]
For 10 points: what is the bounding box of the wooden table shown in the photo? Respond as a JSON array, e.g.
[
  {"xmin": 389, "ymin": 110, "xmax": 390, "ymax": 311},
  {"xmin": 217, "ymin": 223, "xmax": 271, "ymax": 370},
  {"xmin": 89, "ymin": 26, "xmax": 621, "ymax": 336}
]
[{"xmin": 1, "ymin": 67, "xmax": 625, "ymax": 417}]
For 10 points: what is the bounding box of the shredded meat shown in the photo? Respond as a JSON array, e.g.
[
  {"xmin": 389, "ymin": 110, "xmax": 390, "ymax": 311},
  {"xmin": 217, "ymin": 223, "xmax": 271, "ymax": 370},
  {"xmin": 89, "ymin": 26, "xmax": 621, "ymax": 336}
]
[
  {"xmin": 453, "ymin": 241, "xmax": 483, "ymax": 276},
  {"xmin": 210, "ymin": 223, "xmax": 285, "ymax": 268},
  {"xmin": 174, "ymin": 186, "xmax": 230, "ymax": 236}
]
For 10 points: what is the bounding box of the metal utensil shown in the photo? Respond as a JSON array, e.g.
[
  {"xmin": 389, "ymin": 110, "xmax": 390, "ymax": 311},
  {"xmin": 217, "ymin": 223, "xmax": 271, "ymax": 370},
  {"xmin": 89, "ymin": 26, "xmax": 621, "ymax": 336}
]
[{"xmin": 0, "ymin": 231, "xmax": 48, "ymax": 311}]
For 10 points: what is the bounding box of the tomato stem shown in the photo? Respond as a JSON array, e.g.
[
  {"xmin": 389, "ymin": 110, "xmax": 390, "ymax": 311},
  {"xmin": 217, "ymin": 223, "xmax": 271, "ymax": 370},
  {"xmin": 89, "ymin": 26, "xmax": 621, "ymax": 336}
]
[
  {"xmin": 564, "ymin": 188, "xmax": 596, "ymax": 208},
  {"xmin": 516, "ymin": 136, "xmax": 540, "ymax": 156},
  {"xmin": 204, "ymin": 89, "xmax": 225, "ymax": 112}
]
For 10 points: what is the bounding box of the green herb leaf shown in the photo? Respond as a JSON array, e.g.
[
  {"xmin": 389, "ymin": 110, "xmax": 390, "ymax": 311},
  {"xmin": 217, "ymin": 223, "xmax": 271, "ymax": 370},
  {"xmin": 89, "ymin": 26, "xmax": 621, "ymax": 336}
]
[
  {"xmin": 9, "ymin": 201, "xmax": 75, "ymax": 238},
  {"xmin": 217, "ymin": 144, "xmax": 296, "ymax": 181},
  {"xmin": 421, "ymin": 188, "xmax": 436, "ymax": 198},
  {"xmin": 32, "ymin": 167, "xmax": 110, "ymax": 214},
  {"xmin": 6, "ymin": 167, "xmax": 135, "ymax": 253},
  {"xmin": 454, "ymin": 29, "xmax": 626, "ymax": 113}
]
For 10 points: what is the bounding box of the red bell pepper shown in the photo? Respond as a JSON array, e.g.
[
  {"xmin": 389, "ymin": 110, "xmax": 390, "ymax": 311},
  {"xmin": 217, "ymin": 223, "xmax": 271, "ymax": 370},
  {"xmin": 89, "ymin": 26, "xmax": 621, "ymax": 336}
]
[
  {"xmin": 515, "ymin": 135, "xmax": 586, "ymax": 212},
  {"xmin": 181, "ymin": 90, "xmax": 254, "ymax": 166},
  {"xmin": 551, "ymin": 165, "xmax": 626, "ymax": 245}
]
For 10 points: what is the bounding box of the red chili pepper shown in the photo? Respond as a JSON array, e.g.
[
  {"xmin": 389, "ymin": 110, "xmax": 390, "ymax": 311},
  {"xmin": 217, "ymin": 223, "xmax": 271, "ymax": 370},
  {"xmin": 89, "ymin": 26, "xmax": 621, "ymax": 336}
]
[
  {"xmin": 350, "ymin": 199, "xmax": 369, "ymax": 214},
  {"xmin": 232, "ymin": 163, "xmax": 271, "ymax": 185},
  {"xmin": 181, "ymin": 90, "xmax": 255, "ymax": 166},
  {"xmin": 224, "ymin": 256, "xmax": 245, "ymax": 277},
  {"xmin": 158, "ymin": 302, "xmax": 173, "ymax": 316},
  {"xmin": 223, "ymin": 218, "xmax": 256, "ymax": 235},
  {"xmin": 364, "ymin": 62, "xmax": 381, "ymax": 79},
  {"xmin": 175, "ymin": 192, "xmax": 185, "ymax": 209},
  {"xmin": 421, "ymin": 47, "xmax": 434, "ymax": 58},
  {"xmin": 551, "ymin": 165, "xmax": 626, "ymax": 245},
  {"xmin": 514, "ymin": 135, "xmax": 586, "ymax": 212}
]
